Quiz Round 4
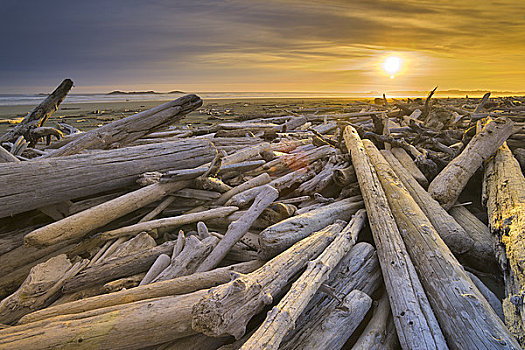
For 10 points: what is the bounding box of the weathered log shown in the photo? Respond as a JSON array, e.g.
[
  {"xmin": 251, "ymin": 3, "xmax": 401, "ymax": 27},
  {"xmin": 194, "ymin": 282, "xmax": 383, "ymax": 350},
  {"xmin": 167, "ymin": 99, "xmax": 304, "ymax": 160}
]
[
  {"xmin": 428, "ymin": 117, "xmax": 514, "ymax": 209},
  {"xmin": 0, "ymin": 289, "xmax": 208, "ymax": 350},
  {"xmin": 216, "ymin": 173, "xmax": 271, "ymax": 205},
  {"xmin": 364, "ymin": 139, "xmax": 520, "ymax": 349},
  {"xmin": 197, "ymin": 185, "xmax": 279, "ymax": 272},
  {"xmin": 153, "ymin": 236, "xmax": 219, "ymax": 282},
  {"xmin": 352, "ymin": 293, "xmax": 399, "ymax": 350},
  {"xmin": 162, "ymin": 160, "xmax": 266, "ymax": 181},
  {"xmin": 241, "ymin": 210, "xmax": 366, "ymax": 349},
  {"xmin": 0, "ymin": 79, "xmax": 73, "ymax": 144},
  {"xmin": 484, "ymin": 142, "xmax": 525, "ymax": 344},
  {"xmin": 332, "ymin": 165, "xmax": 356, "ymax": 186},
  {"xmin": 0, "ymin": 146, "xmax": 19, "ymax": 163},
  {"xmin": 343, "ymin": 126, "xmax": 447, "ymax": 350},
  {"xmin": 467, "ymin": 271, "xmax": 505, "ymax": 321},
  {"xmin": 24, "ymin": 181, "xmax": 190, "ymax": 247},
  {"xmin": 44, "ymin": 94, "xmax": 203, "ymax": 157},
  {"xmin": 19, "ymin": 260, "xmax": 263, "ymax": 324},
  {"xmin": 259, "ymin": 197, "xmax": 363, "ymax": 259},
  {"xmin": 95, "ymin": 206, "xmax": 238, "ymax": 242},
  {"xmin": 448, "ymin": 205, "xmax": 498, "ymax": 272},
  {"xmin": 0, "ymin": 255, "xmax": 73, "ymax": 324},
  {"xmin": 62, "ymin": 241, "xmax": 176, "ymax": 293},
  {"xmin": 192, "ymin": 222, "xmax": 345, "ymax": 339},
  {"xmin": 391, "ymin": 147, "xmax": 428, "ymax": 187},
  {"xmin": 139, "ymin": 253, "xmax": 171, "ymax": 286},
  {"xmin": 0, "ymin": 139, "xmax": 215, "ymax": 218},
  {"xmin": 160, "ymin": 334, "xmax": 232, "ymax": 350},
  {"xmin": 380, "ymin": 149, "xmax": 495, "ymax": 272},
  {"xmin": 281, "ymin": 241, "xmax": 381, "ymax": 349},
  {"xmin": 282, "ymin": 290, "xmax": 372, "ymax": 350}
]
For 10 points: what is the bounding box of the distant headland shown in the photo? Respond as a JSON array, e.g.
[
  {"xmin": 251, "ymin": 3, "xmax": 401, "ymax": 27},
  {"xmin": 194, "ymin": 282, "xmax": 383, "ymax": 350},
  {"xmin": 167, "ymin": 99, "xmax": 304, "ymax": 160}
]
[{"xmin": 106, "ymin": 90, "xmax": 185, "ymax": 95}]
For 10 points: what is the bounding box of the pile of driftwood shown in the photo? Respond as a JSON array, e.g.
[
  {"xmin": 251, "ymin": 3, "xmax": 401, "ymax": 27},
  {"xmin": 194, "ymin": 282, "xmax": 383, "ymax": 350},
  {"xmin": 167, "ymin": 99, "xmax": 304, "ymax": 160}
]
[{"xmin": 0, "ymin": 79, "xmax": 524, "ymax": 349}]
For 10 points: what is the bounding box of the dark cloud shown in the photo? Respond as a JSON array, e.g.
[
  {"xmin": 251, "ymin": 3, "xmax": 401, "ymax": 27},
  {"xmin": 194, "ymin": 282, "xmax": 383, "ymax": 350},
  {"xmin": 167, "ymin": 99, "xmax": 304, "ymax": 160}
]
[{"xmin": 0, "ymin": 0, "xmax": 523, "ymax": 92}]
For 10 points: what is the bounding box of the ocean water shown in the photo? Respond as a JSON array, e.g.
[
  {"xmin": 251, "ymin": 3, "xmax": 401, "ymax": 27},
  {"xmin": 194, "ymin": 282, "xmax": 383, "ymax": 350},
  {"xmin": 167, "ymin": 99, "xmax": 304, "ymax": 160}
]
[{"xmin": 0, "ymin": 92, "xmax": 375, "ymax": 107}]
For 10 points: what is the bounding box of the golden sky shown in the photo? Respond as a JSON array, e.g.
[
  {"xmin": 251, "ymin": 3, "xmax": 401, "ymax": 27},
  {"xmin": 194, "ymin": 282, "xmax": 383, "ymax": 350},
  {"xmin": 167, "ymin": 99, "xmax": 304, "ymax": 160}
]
[{"xmin": 1, "ymin": 0, "xmax": 524, "ymax": 94}]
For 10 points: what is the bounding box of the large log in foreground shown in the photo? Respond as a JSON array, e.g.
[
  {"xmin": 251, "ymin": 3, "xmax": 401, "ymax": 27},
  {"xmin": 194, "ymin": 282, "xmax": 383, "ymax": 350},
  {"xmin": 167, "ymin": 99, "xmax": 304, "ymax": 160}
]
[
  {"xmin": 44, "ymin": 94, "xmax": 203, "ymax": 157},
  {"xmin": 484, "ymin": 142, "xmax": 525, "ymax": 344},
  {"xmin": 343, "ymin": 126, "xmax": 447, "ymax": 350},
  {"xmin": 364, "ymin": 139, "xmax": 520, "ymax": 350},
  {"xmin": 0, "ymin": 139, "xmax": 215, "ymax": 218}
]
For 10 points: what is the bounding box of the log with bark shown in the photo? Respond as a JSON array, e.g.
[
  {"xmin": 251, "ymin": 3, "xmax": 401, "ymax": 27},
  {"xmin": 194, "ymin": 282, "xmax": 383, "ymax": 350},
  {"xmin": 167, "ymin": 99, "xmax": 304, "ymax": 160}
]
[{"xmin": 484, "ymin": 142, "xmax": 525, "ymax": 344}]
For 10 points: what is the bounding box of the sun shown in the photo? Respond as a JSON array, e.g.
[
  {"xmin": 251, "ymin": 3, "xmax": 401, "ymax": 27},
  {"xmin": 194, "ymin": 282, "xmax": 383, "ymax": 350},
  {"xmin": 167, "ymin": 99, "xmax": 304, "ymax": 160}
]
[{"xmin": 383, "ymin": 56, "xmax": 402, "ymax": 79}]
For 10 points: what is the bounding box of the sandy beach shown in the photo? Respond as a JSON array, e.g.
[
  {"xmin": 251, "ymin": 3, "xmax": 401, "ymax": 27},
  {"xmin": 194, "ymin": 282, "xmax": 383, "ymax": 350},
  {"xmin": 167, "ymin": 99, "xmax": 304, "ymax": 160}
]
[{"xmin": 0, "ymin": 97, "xmax": 372, "ymax": 134}]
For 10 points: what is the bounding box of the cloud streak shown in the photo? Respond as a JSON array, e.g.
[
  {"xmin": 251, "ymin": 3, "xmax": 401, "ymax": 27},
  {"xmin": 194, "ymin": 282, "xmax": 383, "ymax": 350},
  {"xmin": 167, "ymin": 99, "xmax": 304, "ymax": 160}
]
[{"xmin": 0, "ymin": 0, "xmax": 523, "ymax": 92}]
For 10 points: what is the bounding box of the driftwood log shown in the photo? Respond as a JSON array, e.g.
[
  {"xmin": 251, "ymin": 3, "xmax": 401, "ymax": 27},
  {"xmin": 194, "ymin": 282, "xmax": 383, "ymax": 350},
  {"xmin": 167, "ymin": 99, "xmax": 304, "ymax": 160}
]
[
  {"xmin": 428, "ymin": 117, "xmax": 514, "ymax": 209},
  {"xmin": 351, "ymin": 293, "xmax": 399, "ymax": 350},
  {"xmin": 241, "ymin": 210, "xmax": 366, "ymax": 349},
  {"xmin": 0, "ymin": 79, "xmax": 73, "ymax": 145},
  {"xmin": 19, "ymin": 260, "xmax": 263, "ymax": 325},
  {"xmin": 44, "ymin": 94, "xmax": 203, "ymax": 157},
  {"xmin": 484, "ymin": 142, "xmax": 525, "ymax": 344},
  {"xmin": 343, "ymin": 125, "xmax": 448, "ymax": 350},
  {"xmin": 258, "ymin": 197, "xmax": 363, "ymax": 259},
  {"xmin": 364, "ymin": 139, "xmax": 520, "ymax": 350},
  {"xmin": 0, "ymin": 289, "xmax": 208, "ymax": 350},
  {"xmin": 23, "ymin": 181, "xmax": 190, "ymax": 246},
  {"xmin": 192, "ymin": 222, "xmax": 345, "ymax": 339},
  {"xmin": 380, "ymin": 149, "xmax": 496, "ymax": 272},
  {"xmin": 0, "ymin": 139, "xmax": 215, "ymax": 218}
]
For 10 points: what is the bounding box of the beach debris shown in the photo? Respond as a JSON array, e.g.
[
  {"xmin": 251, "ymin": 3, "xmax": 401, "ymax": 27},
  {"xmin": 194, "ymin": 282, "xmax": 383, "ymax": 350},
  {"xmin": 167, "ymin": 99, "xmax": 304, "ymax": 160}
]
[{"xmin": 0, "ymin": 87, "xmax": 523, "ymax": 349}]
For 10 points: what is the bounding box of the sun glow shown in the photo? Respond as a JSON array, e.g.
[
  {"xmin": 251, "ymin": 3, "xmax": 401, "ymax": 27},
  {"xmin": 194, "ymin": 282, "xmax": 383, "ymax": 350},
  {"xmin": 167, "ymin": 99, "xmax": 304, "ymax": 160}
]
[{"xmin": 383, "ymin": 56, "xmax": 402, "ymax": 79}]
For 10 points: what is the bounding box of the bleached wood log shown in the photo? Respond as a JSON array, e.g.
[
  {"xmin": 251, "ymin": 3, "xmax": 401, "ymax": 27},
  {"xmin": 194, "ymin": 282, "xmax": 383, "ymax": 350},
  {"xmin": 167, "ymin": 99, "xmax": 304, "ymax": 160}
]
[
  {"xmin": 160, "ymin": 334, "xmax": 231, "ymax": 350},
  {"xmin": 0, "ymin": 146, "xmax": 19, "ymax": 163},
  {"xmin": 380, "ymin": 149, "xmax": 494, "ymax": 272},
  {"xmin": 62, "ymin": 241, "xmax": 176, "ymax": 293},
  {"xmin": 352, "ymin": 293, "xmax": 399, "ymax": 350},
  {"xmin": 282, "ymin": 290, "xmax": 372, "ymax": 350},
  {"xmin": 139, "ymin": 254, "xmax": 171, "ymax": 286},
  {"xmin": 96, "ymin": 206, "xmax": 239, "ymax": 241},
  {"xmin": 153, "ymin": 236, "xmax": 219, "ymax": 282},
  {"xmin": 294, "ymin": 155, "xmax": 344, "ymax": 195},
  {"xmin": 192, "ymin": 222, "xmax": 345, "ymax": 339},
  {"xmin": 280, "ymin": 242, "xmax": 381, "ymax": 349},
  {"xmin": 24, "ymin": 181, "xmax": 190, "ymax": 247},
  {"xmin": 241, "ymin": 210, "xmax": 366, "ymax": 350},
  {"xmin": 428, "ymin": 117, "xmax": 514, "ymax": 209},
  {"xmin": 467, "ymin": 272, "xmax": 504, "ymax": 321},
  {"xmin": 163, "ymin": 160, "xmax": 265, "ymax": 181},
  {"xmin": 343, "ymin": 126, "xmax": 447, "ymax": 350},
  {"xmin": 216, "ymin": 173, "xmax": 271, "ymax": 205},
  {"xmin": 0, "ymin": 139, "xmax": 215, "ymax": 218},
  {"xmin": 259, "ymin": 197, "xmax": 363, "ymax": 259},
  {"xmin": 0, "ymin": 241, "xmax": 75, "ymax": 299},
  {"xmin": 19, "ymin": 260, "xmax": 263, "ymax": 324},
  {"xmin": 197, "ymin": 185, "xmax": 279, "ymax": 272},
  {"xmin": 391, "ymin": 147, "xmax": 428, "ymax": 187},
  {"xmin": 44, "ymin": 94, "xmax": 202, "ymax": 157},
  {"xmin": 0, "ymin": 79, "xmax": 73, "ymax": 145},
  {"xmin": 364, "ymin": 139, "xmax": 520, "ymax": 350},
  {"xmin": 448, "ymin": 205, "xmax": 498, "ymax": 272},
  {"xmin": 0, "ymin": 255, "xmax": 73, "ymax": 324},
  {"xmin": 0, "ymin": 289, "xmax": 208, "ymax": 350},
  {"xmin": 484, "ymin": 142, "xmax": 525, "ymax": 344}
]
